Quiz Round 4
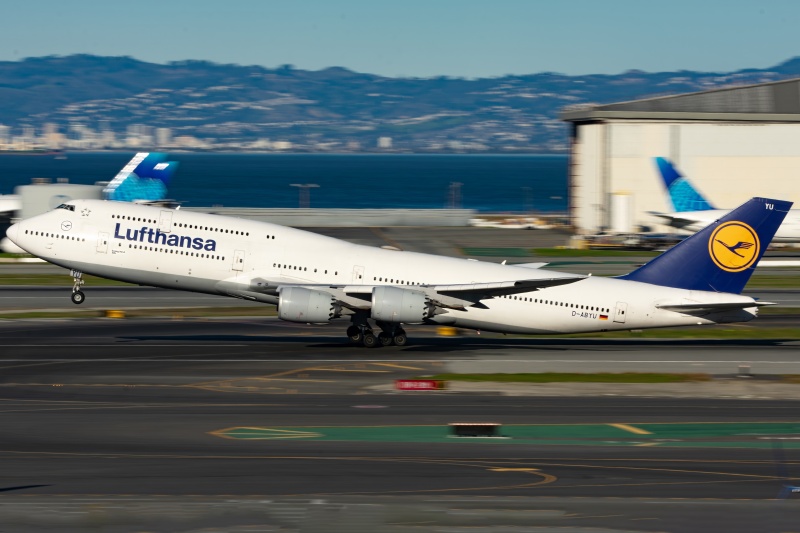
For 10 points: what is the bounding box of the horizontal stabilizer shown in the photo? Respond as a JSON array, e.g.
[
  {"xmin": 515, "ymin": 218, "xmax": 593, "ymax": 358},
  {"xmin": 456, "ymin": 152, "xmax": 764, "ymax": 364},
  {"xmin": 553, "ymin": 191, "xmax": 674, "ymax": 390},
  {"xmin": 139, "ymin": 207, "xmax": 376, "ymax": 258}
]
[{"xmin": 656, "ymin": 301, "xmax": 767, "ymax": 313}]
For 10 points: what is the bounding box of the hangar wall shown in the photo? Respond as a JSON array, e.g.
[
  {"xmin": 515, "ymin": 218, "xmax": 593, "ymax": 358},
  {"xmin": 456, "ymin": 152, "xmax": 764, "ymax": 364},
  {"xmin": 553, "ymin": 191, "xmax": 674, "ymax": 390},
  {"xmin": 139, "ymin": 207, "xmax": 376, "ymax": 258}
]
[{"xmin": 570, "ymin": 121, "xmax": 800, "ymax": 234}]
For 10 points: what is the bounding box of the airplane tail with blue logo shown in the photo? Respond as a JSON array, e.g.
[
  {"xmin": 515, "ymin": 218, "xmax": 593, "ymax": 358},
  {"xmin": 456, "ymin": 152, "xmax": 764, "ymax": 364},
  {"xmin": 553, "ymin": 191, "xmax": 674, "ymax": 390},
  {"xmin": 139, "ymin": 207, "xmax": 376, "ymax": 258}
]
[
  {"xmin": 655, "ymin": 157, "xmax": 715, "ymax": 212},
  {"xmin": 620, "ymin": 197, "xmax": 792, "ymax": 294},
  {"xmin": 102, "ymin": 153, "xmax": 179, "ymax": 203}
]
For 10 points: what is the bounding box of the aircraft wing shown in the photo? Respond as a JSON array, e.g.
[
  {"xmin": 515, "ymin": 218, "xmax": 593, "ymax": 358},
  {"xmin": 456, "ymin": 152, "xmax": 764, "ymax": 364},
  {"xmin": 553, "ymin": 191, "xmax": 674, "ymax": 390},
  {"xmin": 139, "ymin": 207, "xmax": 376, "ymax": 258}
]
[
  {"xmin": 295, "ymin": 275, "xmax": 586, "ymax": 311},
  {"xmin": 428, "ymin": 276, "xmax": 584, "ymax": 299},
  {"xmin": 221, "ymin": 274, "xmax": 585, "ymax": 311}
]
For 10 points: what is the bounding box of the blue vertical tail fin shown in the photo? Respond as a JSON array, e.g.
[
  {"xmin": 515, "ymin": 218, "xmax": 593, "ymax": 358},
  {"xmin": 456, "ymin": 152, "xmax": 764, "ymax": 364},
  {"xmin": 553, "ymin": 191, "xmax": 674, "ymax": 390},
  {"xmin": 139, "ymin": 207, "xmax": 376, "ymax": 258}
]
[
  {"xmin": 620, "ymin": 197, "xmax": 792, "ymax": 294},
  {"xmin": 655, "ymin": 157, "xmax": 715, "ymax": 212},
  {"xmin": 102, "ymin": 153, "xmax": 179, "ymax": 202}
]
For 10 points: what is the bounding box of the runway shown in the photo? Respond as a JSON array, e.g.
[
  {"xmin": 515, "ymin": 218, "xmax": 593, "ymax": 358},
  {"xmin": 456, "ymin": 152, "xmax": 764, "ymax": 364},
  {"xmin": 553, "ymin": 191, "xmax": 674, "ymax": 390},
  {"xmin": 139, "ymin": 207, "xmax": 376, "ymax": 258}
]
[{"xmin": 0, "ymin": 319, "xmax": 800, "ymax": 530}]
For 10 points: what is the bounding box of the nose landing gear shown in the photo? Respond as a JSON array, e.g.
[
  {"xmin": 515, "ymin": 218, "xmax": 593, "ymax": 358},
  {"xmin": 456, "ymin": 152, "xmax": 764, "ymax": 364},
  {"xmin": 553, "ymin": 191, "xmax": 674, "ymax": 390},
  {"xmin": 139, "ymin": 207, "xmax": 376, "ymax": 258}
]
[{"xmin": 70, "ymin": 269, "xmax": 85, "ymax": 305}]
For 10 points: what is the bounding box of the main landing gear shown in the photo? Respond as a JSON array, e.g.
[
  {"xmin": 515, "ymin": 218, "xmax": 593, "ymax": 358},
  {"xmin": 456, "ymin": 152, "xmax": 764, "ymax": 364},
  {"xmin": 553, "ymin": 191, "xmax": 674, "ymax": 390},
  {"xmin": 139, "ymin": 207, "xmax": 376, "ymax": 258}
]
[
  {"xmin": 70, "ymin": 269, "xmax": 85, "ymax": 305},
  {"xmin": 347, "ymin": 322, "xmax": 407, "ymax": 348}
]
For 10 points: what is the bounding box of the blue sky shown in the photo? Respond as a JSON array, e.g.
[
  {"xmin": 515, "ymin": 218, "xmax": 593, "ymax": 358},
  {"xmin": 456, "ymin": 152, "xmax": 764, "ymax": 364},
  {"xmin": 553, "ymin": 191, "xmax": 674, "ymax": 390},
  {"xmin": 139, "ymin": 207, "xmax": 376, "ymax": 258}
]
[{"xmin": 1, "ymin": 0, "xmax": 797, "ymax": 78}]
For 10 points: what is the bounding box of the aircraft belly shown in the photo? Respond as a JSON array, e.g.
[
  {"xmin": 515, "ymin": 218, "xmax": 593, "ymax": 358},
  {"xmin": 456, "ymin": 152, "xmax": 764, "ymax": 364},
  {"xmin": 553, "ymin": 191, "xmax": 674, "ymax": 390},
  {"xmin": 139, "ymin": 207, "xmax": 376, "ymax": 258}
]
[
  {"xmin": 51, "ymin": 259, "xmax": 224, "ymax": 296},
  {"xmin": 441, "ymin": 303, "xmax": 601, "ymax": 335}
]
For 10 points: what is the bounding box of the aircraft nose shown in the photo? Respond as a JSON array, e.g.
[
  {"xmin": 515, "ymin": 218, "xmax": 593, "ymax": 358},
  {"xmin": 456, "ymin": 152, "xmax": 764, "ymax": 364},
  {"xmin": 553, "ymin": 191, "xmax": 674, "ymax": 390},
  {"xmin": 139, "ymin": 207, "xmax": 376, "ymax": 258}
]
[{"xmin": 5, "ymin": 223, "xmax": 19, "ymax": 244}]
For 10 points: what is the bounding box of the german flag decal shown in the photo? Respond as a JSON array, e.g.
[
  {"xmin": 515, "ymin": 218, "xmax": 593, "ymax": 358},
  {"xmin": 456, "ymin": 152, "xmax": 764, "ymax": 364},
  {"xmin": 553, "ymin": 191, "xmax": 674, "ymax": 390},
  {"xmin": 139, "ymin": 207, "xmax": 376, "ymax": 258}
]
[{"xmin": 599, "ymin": 314, "xmax": 609, "ymax": 320}]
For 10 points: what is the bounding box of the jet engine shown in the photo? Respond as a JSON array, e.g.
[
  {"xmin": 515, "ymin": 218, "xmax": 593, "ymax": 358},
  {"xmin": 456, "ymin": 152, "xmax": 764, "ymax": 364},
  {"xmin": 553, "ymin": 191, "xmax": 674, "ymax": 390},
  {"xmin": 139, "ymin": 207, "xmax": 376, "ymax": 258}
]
[
  {"xmin": 371, "ymin": 286, "xmax": 434, "ymax": 324},
  {"xmin": 278, "ymin": 287, "xmax": 341, "ymax": 323}
]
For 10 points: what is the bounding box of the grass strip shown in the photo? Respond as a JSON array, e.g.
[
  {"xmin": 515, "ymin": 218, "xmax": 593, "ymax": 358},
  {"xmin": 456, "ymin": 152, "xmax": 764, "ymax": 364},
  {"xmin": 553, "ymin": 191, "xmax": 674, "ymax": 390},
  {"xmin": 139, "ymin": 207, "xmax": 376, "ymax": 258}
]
[
  {"xmin": 420, "ymin": 373, "xmax": 711, "ymax": 383},
  {"xmin": 745, "ymin": 275, "xmax": 800, "ymax": 288},
  {"xmin": 463, "ymin": 247, "xmax": 532, "ymax": 257},
  {"xmin": 532, "ymin": 248, "xmax": 661, "ymax": 258}
]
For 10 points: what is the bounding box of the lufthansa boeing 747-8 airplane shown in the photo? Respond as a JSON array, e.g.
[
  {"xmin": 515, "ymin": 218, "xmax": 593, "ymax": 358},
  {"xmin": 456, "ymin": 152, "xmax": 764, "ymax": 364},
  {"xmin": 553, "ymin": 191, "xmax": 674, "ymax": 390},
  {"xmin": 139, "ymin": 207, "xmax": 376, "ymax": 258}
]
[{"xmin": 4, "ymin": 196, "xmax": 791, "ymax": 347}]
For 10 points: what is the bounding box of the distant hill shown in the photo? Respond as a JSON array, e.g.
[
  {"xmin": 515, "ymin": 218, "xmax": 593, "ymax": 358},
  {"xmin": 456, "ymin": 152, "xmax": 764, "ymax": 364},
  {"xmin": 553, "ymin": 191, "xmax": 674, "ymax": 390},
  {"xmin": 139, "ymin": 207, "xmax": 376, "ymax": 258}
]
[{"xmin": 2, "ymin": 54, "xmax": 800, "ymax": 153}]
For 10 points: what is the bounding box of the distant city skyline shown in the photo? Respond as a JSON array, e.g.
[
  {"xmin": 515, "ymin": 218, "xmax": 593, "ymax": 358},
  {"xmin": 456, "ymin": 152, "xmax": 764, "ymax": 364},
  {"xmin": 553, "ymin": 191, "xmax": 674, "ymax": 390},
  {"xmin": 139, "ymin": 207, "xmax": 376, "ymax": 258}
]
[{"xmin": 1, "ymin": 0, "xmax": 798, "ymax": 78}]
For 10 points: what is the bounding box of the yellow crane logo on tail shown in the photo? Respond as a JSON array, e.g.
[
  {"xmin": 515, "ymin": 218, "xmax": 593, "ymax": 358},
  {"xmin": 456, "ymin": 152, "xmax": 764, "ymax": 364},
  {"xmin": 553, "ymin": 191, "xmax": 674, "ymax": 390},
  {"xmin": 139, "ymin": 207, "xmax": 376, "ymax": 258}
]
[{"xmin": 708, "ymin": 221, "xmax": 760, "ymax": 272}]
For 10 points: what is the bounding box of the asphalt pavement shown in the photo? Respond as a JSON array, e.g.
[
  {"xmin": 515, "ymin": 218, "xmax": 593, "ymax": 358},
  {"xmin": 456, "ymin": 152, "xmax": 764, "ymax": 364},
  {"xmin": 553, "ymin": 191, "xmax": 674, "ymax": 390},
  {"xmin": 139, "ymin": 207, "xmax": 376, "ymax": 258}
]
[{"xmin": 0, "ymin": 318, "xmax": 799, "ymax": 531}]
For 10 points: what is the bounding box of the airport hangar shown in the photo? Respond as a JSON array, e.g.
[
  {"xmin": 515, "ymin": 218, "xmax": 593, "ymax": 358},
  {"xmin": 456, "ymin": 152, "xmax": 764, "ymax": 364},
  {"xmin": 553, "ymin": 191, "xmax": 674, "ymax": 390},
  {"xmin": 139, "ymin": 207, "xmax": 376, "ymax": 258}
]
[{"xmin": 561, "ymin": 77, "xmax": 800, "ymax": 235}]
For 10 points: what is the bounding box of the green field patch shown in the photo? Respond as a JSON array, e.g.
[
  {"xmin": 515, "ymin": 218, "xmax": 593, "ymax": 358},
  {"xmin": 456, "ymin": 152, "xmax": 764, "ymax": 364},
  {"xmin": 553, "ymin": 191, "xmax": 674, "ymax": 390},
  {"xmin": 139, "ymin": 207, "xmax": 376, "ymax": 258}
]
[
  {"xmin": 745, "ymin": 275, "xmax": 800, "ymax": 289},
  {"xmin": 213, "ymin": 422, "xmax": 800, "ymax": 449},
  {"xmin": 463, "ymin": 248, "xmax": 531, "ymax": 257},
  {"xmin": 532, "ymin": 248, "xmax": 660, "ymax": 258}
]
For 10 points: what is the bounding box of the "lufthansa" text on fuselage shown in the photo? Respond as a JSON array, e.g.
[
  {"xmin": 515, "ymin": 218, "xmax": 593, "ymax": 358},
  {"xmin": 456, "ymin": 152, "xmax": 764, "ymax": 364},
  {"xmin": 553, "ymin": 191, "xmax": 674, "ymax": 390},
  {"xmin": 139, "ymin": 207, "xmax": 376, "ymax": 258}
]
[{"xmin": 113, "ymin": 223, "xmax": 217, "ymax": 251}]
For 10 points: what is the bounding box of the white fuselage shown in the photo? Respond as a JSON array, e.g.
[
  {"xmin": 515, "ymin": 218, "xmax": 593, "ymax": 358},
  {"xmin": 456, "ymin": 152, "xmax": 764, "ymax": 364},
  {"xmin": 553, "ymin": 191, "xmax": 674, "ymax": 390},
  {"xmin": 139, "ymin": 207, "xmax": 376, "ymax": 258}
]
[
  {"xmin": 665, "ymin": 209, "xmax": 800, "ymax": 242},
  {"xmin": 10, "ymin": 200, "xmax": 758, "ymax": 334}
]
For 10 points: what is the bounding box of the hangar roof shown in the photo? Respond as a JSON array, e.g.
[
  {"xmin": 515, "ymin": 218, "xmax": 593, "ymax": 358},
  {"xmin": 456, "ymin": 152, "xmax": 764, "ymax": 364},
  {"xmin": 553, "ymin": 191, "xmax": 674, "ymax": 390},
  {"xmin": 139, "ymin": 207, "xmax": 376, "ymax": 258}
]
[{"xmin": 561, "ymin": 77, "xmax": 800, "ymax": 123}]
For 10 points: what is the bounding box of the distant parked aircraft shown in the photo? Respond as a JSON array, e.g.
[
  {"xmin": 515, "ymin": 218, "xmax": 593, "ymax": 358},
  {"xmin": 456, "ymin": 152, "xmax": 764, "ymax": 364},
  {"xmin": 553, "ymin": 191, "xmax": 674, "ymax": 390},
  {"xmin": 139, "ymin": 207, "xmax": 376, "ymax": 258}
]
[
  {"xmin": 651, "ymin": 157, "xmax": 800, "ymax": 242},
  {"xmin": 0, "ymin": 153, "xmax": 178, "ymax": 253}
]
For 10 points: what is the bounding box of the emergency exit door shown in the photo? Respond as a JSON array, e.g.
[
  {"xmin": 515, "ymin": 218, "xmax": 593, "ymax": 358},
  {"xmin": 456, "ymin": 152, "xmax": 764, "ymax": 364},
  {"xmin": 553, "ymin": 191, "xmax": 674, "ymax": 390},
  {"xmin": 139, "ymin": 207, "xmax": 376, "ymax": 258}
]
[
  {"xmin": 232, "ymin": 249, "xmax": 245, "ymax": 271},
  {"xmin": 96, "ymin": 232, "xmax": 109, "ymax": 253},
  {"xmin": 614, "ymin": 301, "xmax": 628, "ymax": 323}
]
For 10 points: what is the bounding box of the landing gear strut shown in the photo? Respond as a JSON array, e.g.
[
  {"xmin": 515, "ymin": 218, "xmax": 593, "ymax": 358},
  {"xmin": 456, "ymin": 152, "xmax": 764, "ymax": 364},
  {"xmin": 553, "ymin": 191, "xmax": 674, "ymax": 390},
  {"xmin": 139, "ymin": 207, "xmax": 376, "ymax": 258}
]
[
  {"xmin": 347, "ymin": 325, "xmax": 377, "ymax": 347},
  {"xmin": 347, "ymin": 320, "xmax": 376, "ymax": 348},
  {"xmin": 346, "ymin": 325, "xmax": 363, "ymax": 344},
  {"xmin": 377, "ymin": 321, "xmax": 407, "ymax": 347},
  {"xmin": 393, "ymin": 329, "xmax": 408, "ymax": 347},
  {"xmin": 347, "ymin": 317, "xmax": 408, "ymax": 348},
  {"xmin": 70, "ymin": 269, "xmax": 85, "ymax": 305}
]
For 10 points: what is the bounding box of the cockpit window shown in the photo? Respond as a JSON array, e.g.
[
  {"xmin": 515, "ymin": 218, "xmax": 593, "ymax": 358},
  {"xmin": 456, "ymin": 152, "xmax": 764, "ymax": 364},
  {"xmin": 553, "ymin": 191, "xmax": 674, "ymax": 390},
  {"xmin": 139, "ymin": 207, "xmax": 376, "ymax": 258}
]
[{"xmin": 56, "ymin": 204, "xmax": 75, "ymax": 212}]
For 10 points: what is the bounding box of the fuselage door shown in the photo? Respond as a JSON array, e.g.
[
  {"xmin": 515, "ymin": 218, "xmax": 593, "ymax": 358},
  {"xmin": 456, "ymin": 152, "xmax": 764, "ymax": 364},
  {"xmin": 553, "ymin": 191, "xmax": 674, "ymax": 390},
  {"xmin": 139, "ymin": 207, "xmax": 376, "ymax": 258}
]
[
  {"xmin": 96, "ymin": 232, "xmax": 109, "ymax": 254},
  {"xmin": 158, "ymin": 211, "xmax": 173, "ymax": 233},
  {"xmin": 352, "ymin": 265, "xmax": 365, "ymax": 283},
  {"xmin": 232, "ymin": 249, "xmax": 245, "ymax": 271},
  {"xmin": 614, "ymin": 301, "xmax": 628, "ymax": 323}
]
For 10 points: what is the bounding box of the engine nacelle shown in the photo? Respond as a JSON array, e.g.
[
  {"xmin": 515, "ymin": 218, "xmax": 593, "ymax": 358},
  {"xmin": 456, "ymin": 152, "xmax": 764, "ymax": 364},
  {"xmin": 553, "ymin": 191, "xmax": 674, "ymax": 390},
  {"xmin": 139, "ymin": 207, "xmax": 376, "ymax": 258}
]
[
  {"xmin": 371, "ymin": 286, "xmax": 434, "ymax": 324},
  {"xmin": 278, "ymin": 287, "xmax": 341, "ymax": 323}
]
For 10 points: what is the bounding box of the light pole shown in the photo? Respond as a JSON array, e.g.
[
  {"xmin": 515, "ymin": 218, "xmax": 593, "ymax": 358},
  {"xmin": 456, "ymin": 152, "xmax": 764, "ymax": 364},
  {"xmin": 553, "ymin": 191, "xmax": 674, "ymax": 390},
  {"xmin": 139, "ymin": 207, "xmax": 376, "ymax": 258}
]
[
  {"xmin": 448, "ymin": 182, "xmax": 462, "ymax": 209},
  {"xmin": 290, "ymin": 183, "xmax": 319, "ymax": 208},
  {"xmin": 522, "ymin": 186, "xmax": 532, "ymax": 213}
]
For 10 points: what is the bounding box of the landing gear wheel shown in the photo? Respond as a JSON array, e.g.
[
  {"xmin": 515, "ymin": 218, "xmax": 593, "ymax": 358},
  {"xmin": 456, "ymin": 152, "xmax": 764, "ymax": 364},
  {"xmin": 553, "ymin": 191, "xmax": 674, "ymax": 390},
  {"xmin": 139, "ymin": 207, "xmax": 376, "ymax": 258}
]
[
  {"xmin": 362, "ymin": 333, "xmax": 378, "ymax": 348},
  {"xmin": 347, "ymin": 325, "xmax": 363, "ymax": 344},
  {"xmin": 70, "ymin": 269, "xmax": 85, "ymax": 304},
  {"xmin": 393, "ymin": 333, "xmax": 408, "ymax": 346},
  {"xmin": 378, "ymin": 332, "xmax": 394, "ymax": 346}
]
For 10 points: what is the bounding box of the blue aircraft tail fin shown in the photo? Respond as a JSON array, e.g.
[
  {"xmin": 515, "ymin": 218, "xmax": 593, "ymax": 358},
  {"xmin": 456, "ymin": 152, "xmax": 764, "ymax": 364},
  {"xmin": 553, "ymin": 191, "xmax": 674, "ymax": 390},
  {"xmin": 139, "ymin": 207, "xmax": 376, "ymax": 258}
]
[
  {"xmin": 655, "ymin": 157, "xmax": 715, "ymax": 212},
  {"xmin": 102, "ymin": 153, "xmax": 179, "ymax": 202},
  {"xmin": 619, "ymin": 197, "xmax": 792, "ymax": 294}
]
